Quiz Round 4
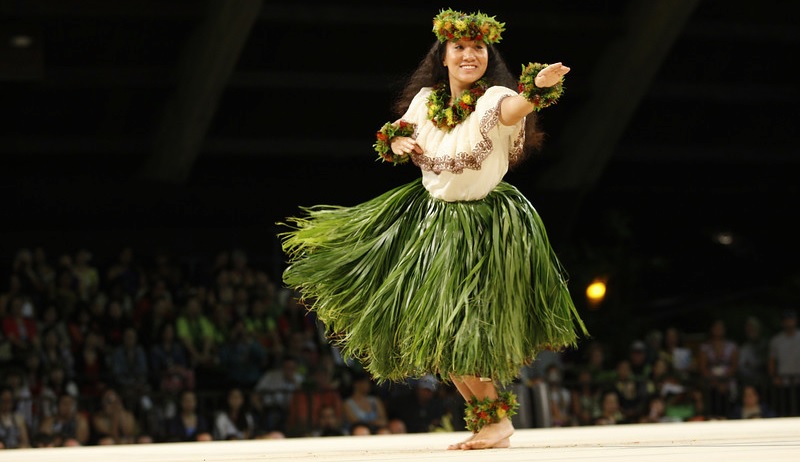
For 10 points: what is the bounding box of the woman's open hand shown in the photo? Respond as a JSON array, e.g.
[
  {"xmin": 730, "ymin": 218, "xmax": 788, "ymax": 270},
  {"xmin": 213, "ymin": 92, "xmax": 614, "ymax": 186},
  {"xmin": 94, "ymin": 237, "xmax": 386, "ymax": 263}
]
[
  {"xmin": 534, "ymin": 62, "xmax": 570, "ymax": 88},
  {"xmin": 391, "ymin": 136, "xmax": 423, "ymax": 156}
]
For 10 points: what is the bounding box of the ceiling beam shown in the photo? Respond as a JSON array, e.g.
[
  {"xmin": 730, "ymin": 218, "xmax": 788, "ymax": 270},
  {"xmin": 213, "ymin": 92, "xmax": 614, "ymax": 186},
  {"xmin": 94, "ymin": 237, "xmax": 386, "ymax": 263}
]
[{"xmin": 138, "ymin": 0, "xmax": 261, "ymax": 184}]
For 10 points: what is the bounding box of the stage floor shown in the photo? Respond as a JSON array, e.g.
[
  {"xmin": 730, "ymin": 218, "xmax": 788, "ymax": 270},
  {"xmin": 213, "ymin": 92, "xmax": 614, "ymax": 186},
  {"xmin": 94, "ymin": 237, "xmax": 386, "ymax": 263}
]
[{"xmin": 10, "ymin": 417, "xmax": 800, "ymax": 462}]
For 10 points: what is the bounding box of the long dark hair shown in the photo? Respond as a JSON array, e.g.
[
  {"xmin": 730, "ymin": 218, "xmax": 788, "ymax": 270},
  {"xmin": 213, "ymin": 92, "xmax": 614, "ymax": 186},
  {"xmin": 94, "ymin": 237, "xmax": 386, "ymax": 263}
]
[{"xmin": 391, "ymin": 41, "xmax": 544, "ymax": 164}]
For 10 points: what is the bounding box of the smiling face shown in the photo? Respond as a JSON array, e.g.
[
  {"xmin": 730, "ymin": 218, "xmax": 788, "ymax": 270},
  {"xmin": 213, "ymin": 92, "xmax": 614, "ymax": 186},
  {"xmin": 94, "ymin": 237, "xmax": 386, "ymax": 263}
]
[{"xmin": 443, "ymin": 39, "xmax": 488, "ymax": 96}]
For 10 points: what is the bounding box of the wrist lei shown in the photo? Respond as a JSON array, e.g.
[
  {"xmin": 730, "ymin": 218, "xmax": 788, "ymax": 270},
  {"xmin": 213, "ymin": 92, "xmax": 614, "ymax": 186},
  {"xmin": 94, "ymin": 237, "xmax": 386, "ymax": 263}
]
[
  {"xmin": 373, "ymin": 120, "xmax": 416, "ymax": 164},
  {"xmin": 463, "ymin": 391, "xmax": 519, "ymax": 432},
  {"xmin": 427, "ymin": 79, "xmax": 488, "ymax": 131},
  {"xmin": 517, "ymin": 62, "xmax": 564, "ymax": 111}
]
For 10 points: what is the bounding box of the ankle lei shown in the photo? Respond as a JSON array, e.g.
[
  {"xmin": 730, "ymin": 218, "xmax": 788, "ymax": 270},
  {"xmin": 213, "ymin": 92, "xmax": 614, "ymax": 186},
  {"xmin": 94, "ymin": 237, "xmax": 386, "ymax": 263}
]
[
  {"xmin": 426, "ymin": 79, "xmax": 488, "ymax": 131},
  {"xmin": 464, "ymin": 391, "xmax": 519, "ymax": 432}
]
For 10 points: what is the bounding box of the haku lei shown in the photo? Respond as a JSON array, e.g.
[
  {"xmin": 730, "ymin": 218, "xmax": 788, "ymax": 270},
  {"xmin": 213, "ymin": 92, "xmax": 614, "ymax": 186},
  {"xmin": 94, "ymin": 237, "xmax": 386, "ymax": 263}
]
[{"xmin": 432, "ymin": 8, "xmax": 505, "ymax": 44}]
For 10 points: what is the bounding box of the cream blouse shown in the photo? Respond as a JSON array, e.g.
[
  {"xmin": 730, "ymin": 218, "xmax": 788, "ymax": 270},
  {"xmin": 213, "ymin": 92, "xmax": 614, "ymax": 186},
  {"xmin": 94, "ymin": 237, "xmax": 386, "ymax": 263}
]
[{"xmin": 402, "ymin": 85, "xmax": 526, "ymax": 202}]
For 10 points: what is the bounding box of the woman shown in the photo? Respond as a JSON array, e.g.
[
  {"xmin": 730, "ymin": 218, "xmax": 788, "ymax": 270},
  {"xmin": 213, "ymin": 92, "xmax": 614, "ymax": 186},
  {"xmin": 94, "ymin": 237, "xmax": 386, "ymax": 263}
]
[
  {"xmin": 38, "ymin": 393, "xmax": 90, "ymax": 446},
  {"xmin": 163, "ymin": 390, "xmax": 212, "ymax": 442},
  {"xmin": 281, "ymin": 9, "xmax": 586, "ymax": 450},
  {"xmin": 0, "ymin": 386, "xmax": 31, "ymax": 449},
  {"xmin": 341, "ymin": 373, "xmax": 387, "ymax": 434},
  {"xmin": 212, "ymin": 387, "xmax": 254, "ymax": 440},
  {"xmin": 90, "ymin": 388, "xmax": 138, "ymax": 445}
]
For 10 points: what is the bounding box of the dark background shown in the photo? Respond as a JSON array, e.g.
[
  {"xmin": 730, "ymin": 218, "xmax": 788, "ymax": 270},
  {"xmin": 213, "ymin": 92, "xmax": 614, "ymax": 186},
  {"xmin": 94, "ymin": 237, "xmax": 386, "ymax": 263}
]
[{"xmin": 2, "ymin": 0, "xmax": 798, "ymax": 351}]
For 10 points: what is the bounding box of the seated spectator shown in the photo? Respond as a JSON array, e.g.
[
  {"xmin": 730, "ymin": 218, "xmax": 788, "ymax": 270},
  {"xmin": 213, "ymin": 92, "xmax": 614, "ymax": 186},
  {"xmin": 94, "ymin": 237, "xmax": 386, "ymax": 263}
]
[
  {"xmin": 738, "ymin": 316, "xmax": 769, "ymax": 386},
  {"xmin": 311, "ymin": 404, "xmax": 346, "ymax": 437},
  {"xmin": 286, "ymin": 364, "xmax": 344, "ymax": 437},
  {"xmin": 149, "ymin": 322, "xmax": 195, "ymax": 394},
  {"xmin": 74, "ymin": 330, "xmax": 109, "ymax": 398},
  {"xmin": 0, "ymin": 386, "xmax": 30, "ymax": 448},
  {"xmin": 71, "ymin": 249, "xmax": 99, "ymax": 303},
  {"xmin": 2, "ymin": 294, "xmax": 40, "ymax": 357},
  {"xmin": 386, "ymin": 417, "xmax": 407, "ymax": 434},
  {"xmin": 698, "ymin": 319, "xmax": 739, "ymax": 419},
  {"xmin": 212, "ymin": 387, "xmax": 254, "ymax": 440},
  {"xmin": 594, "ymin": 390, "xmax": 625, "ymax": 425},
  {"xmin": 349, "ymin": 421, "xmax": 372, "ymax": 436},
  {"xmin": 248, "ymin": 389, "xmax": 282, "ymax": 439},
  {"xmin": 611, "ymin": 359, "xmax": 649, "ymax": 422},
  {"xmin": 386, "ymin": 375, "xmax": 443, "ymax": 433},
  {"xmin": 38, "ymin": 393, "xmax": 90, "ymax": 446},
  {"xmin": 342, "ymin": 373, "xmax": 387, "ymax": 433},
  {"xmin": 163, "ymin": 390, "xmax": 213, "ymax": 442},
  {"xmin": 571, "ymin": 368, "xmax": 600, "ymax": 426},
  {"xmin": 38, "ymin": 326, "xmax": 76, "ymax": 381},
  {"xmin": 90, "ymin": 388, "xmax": 139, "ymax": 445},
  {"xmin": 39, "ymin": 364, "xmax": 79, "ymax": 419},
  {"xmin": 728, "ymin": 384, "xmax": 776, "ymax": 419},
  {"xmin": 544, "ymin": 364, "xmax": 575, "ymax": 427},
  {"xmin": 109, "ymin": 327, "xmax": 151, "ymax": 401},
  {"xmin": 638, "ymin": 395, "xmax": 680, "ymax": 423},
  {"xmin": 175, "ymin": 295, "xmax": 217, "ymax": 369},
  {"xmin": 254, "ymin": 354, "xmax": 305, "ymax": 431},
  {"xmin": 217, "ymin": 319, "xmax": 269, "ymax": 389}
]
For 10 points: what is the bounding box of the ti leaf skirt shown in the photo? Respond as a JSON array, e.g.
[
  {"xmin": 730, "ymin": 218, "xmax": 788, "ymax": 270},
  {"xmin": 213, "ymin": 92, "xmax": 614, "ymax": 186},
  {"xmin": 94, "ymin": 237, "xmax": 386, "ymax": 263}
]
[{"xmin": 280, "ymin": 178, "xmax": 586, "ymax": 386}]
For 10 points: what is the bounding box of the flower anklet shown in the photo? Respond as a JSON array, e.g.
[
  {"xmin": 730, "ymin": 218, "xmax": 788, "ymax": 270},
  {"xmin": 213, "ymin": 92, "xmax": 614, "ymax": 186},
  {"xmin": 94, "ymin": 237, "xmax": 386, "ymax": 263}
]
[{"xmin": 464, "ymin": 391, "xmax": 519, "ymax": 432}]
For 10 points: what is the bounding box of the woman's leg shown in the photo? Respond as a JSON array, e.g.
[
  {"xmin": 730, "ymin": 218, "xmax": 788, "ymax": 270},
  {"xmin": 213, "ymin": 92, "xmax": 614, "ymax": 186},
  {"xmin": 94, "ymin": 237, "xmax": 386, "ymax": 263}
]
[
  {"xmin": 447, "ymin": 374, "xmax": 514, "ymax": 450},
  {"xmin": 447, "ymin": 375, "xmax": 478, "ymax": 450}
]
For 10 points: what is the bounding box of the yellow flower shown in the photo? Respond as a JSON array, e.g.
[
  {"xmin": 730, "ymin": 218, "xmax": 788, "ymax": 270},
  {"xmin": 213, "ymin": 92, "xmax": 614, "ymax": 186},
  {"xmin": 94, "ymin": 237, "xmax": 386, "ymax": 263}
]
[
  {"xmin": 496, "ymin": 408, "xmax": 507, "ymax": 419},
  {"xmin": 444, "ymin": 107, "xmax": 454, "ymax": 125},
  {"xmin": 454, "ymin": 19, "xmax": 467, "ymax": 32},
  {"xmin": 461, "ymin": 94, "xmax": 473, "ymax": 105}
]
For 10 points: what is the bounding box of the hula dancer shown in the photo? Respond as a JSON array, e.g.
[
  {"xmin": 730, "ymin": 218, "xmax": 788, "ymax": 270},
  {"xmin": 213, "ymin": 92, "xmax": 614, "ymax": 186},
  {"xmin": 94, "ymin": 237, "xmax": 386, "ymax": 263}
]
[{"xmin": 280, "ymin": 8, "xmax": 587, "ymax": 449}]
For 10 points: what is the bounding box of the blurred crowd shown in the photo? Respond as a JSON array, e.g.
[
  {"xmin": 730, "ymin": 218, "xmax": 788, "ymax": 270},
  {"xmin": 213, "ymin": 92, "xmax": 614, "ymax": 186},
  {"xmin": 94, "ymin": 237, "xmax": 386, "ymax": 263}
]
[{"xmin": 1, "ymin": 245, "xmax": 798, "ymax": 449}]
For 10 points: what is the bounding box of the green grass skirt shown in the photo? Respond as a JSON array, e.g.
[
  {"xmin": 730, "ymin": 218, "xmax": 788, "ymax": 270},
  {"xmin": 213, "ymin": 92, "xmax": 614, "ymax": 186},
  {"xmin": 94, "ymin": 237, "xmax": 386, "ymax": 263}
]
[{"xmin": 280, "ymin": 178, "xmax": 586, "ymax": 386}]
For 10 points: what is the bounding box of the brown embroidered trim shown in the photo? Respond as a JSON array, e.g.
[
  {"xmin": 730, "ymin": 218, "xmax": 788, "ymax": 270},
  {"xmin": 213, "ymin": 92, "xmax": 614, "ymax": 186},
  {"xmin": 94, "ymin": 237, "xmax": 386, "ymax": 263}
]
[{"xmin": 411, "ymin": 94, "xmax": 521, "ymax": 174}]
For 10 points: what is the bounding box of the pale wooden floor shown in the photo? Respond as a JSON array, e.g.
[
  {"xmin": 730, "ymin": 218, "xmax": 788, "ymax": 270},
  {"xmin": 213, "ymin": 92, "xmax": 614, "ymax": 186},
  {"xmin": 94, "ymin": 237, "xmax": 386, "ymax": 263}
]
[{"xmin": 8, "ymin": 417, "xmax": 800, "ymax": 462}]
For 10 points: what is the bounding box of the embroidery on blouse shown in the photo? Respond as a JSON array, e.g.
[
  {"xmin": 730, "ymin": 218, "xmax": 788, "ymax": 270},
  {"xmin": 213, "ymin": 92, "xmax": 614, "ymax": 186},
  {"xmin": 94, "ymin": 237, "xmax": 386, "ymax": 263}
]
[{"xmin": 411, "ymin": 94, "xmax": 522, "ymax": 174}]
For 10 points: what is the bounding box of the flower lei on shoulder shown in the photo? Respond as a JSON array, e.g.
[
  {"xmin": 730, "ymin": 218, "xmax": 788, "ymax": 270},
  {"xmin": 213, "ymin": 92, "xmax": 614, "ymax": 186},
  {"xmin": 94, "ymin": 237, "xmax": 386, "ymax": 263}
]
[
  {"xmin": 427, "ymin": 79, "xmax": 488, "ymax": 131},
  {"xmin": 518, "ymin": 62, "xmax": 564, "ymax": 111},
  {"xmin": 373, "ymin": 120, "xmax": 416, "ymax": 165},
  {"xmin": 464, "ymin": 391, "xmax": 519, "ymax": 432}
]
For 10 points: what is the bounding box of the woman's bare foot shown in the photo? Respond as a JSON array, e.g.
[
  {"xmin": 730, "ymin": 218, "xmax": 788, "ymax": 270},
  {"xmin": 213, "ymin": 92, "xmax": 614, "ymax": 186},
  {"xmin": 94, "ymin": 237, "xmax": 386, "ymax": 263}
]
[
  {"xmin": 461, "ymin": 418, "xmax": 514, "ymax": 450},
  {"xmin": 447, "ymin": 433, "xmax": 476, "ymax": 450}
]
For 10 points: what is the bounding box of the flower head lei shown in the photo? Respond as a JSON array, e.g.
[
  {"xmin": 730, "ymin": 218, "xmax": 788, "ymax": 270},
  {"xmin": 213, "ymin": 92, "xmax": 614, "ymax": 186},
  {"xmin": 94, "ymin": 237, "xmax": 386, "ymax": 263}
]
[
  {"xmin": 432, "ymin": 8, "xmax": 505, "ymax": 44},
  {"xmin": 427, "ymin": 79, "xmax": 488, "ymax": 131}
]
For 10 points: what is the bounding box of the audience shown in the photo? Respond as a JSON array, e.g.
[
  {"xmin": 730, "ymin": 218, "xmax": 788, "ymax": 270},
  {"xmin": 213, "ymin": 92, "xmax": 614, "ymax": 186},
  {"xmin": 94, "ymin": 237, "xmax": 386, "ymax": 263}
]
[{"xmin": 0, "ymin": 243, "xmax": 796, "ymax": 448}]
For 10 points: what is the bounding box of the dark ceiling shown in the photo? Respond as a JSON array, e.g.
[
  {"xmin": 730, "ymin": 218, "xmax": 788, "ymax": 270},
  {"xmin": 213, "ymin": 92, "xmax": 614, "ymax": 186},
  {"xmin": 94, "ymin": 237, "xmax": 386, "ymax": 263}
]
[{"xmin": 2, "ymin": 0, "xmax": 798, "ymax": 330}]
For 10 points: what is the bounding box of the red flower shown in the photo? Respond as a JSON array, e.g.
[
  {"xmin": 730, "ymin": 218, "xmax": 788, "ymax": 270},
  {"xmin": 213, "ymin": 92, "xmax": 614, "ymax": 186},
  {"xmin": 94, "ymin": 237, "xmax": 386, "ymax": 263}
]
[{"xmin": 377, "ymin": 132, "xmax": 388, "ymax": 142}]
